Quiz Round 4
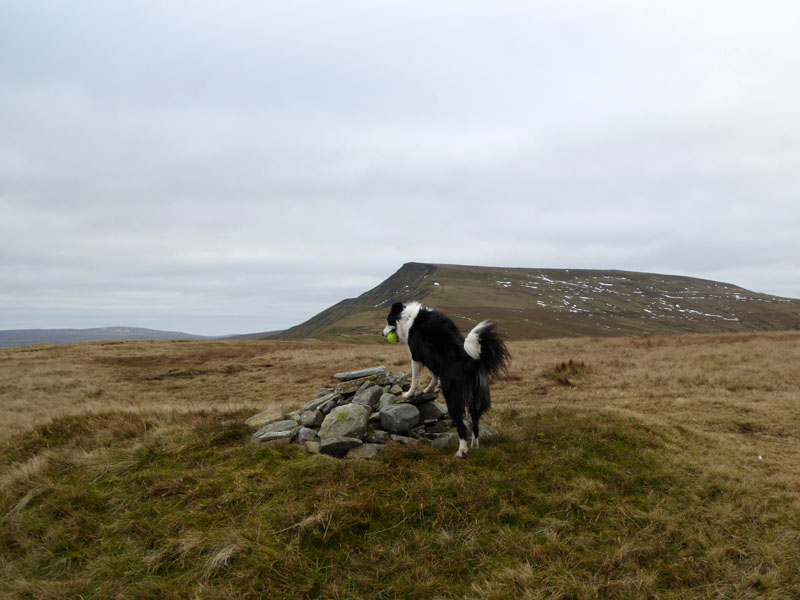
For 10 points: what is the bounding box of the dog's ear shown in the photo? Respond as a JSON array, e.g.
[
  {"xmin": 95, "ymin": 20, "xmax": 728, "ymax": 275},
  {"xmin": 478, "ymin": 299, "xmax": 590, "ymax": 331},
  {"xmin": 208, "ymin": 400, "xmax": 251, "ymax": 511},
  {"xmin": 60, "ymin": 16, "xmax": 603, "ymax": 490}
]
[{"xmin": 391, "ymin": 302, "xmax": 404, "ymax": 313}]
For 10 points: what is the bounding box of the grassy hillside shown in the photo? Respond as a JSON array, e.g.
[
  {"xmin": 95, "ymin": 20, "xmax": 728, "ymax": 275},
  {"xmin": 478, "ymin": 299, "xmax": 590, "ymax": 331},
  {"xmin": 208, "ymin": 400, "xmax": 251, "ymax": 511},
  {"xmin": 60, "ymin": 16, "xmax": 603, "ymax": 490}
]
[
  {"xmin": 275, "ymin": 263, "xmax": 800, "ymax": 341},
  {"xmin": 2, "ymin": 332, "xmax": 800, "ymax": 598}
]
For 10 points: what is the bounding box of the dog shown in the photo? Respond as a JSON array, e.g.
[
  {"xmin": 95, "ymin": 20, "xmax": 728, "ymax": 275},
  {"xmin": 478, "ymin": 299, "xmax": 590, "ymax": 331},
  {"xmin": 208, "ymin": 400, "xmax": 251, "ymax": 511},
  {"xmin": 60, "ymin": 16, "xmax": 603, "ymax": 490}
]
[{"xmin": 383, "ymin": 301, "xmax": 510, "ymax": 457}]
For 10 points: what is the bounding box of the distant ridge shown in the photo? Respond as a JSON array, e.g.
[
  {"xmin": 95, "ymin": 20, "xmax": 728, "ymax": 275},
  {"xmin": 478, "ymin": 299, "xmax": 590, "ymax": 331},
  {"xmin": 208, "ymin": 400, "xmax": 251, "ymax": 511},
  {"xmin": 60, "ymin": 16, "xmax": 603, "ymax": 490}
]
[
  {"xmin": 0, "ymin": 327, "xmax": 210, "ymax": 349},
  {"xmin": 274, "ymin": 263, "xmax": 800, "ymax": 341}
]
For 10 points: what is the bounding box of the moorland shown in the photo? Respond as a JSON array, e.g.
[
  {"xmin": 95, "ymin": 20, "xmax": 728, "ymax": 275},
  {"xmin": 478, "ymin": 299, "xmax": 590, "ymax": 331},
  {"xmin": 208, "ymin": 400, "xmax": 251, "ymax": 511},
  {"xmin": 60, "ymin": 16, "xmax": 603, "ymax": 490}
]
[{"xmin": 2, "ymin": 331, "xmax": 800, "ymax": 598}]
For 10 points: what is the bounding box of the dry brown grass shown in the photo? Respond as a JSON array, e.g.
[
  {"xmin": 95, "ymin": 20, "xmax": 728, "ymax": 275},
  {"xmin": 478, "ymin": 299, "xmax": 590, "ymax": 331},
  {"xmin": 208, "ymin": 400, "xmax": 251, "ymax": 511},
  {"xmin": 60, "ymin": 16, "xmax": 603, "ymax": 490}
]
[{"xmin": 2, "ymin": 332, "xmax": 799, "ymax": 468}]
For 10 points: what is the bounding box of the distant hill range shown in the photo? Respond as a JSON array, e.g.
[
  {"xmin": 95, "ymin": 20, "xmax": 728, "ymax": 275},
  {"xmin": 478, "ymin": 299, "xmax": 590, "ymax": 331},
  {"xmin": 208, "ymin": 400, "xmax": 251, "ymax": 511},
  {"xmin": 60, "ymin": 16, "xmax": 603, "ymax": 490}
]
[
  {"xmin": 0, "ymin": 327, "xmax": 210, "ymax": 349},
  {"xmin": 273, "ymin": 262, "xmax": 800, "ymax": 342}
]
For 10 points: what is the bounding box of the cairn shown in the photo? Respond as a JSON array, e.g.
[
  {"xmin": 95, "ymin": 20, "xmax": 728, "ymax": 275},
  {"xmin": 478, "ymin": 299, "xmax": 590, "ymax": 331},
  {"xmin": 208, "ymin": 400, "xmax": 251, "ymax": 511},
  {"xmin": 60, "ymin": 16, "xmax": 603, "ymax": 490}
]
[{"xmin": 245, "ymin": 365, "xmax": 497, "ymax": 459}]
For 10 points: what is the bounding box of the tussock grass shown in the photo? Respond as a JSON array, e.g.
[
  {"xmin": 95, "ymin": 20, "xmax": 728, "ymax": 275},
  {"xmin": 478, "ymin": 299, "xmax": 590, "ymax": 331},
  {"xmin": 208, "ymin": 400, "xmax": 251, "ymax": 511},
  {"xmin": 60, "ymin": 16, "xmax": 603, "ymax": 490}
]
[{"xmin": 2, "ymin": 331, "xmax": 800, "ymax": 598}]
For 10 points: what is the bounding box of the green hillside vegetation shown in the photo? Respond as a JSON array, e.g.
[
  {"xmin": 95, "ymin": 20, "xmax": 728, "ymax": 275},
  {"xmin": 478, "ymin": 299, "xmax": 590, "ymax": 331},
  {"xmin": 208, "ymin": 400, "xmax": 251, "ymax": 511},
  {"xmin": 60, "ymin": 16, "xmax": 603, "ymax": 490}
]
[{"xmin": 275, "ymin": 263, "xmax": 800, "ymax": 342}]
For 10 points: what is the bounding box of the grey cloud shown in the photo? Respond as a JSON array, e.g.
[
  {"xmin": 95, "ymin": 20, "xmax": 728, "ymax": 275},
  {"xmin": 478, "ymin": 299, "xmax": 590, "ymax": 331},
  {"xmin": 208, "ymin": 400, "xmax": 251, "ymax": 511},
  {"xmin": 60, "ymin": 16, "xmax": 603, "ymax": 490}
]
[{"xmin": 1, "ymin": 1, "xmax": 799, "ymax": 334}]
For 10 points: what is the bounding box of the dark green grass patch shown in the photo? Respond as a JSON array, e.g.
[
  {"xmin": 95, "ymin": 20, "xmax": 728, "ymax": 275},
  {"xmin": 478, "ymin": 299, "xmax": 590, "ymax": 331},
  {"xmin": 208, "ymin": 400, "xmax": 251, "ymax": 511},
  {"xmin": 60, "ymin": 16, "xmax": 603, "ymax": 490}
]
[{"xmin": 2, "ymin": 409, "xmax": 799, "ymax": 599}]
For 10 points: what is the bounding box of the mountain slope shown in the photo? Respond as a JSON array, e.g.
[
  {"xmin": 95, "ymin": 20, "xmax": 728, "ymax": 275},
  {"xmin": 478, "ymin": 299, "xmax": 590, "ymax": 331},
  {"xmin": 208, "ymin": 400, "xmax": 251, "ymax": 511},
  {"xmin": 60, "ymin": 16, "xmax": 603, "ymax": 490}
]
[
  {"xmin": 275, "ymin": 262, "xmax": 800, "ymax": 341},
  {"xmin": 0, "ymin": 327, "xmax": 210, "ymax": 348}
]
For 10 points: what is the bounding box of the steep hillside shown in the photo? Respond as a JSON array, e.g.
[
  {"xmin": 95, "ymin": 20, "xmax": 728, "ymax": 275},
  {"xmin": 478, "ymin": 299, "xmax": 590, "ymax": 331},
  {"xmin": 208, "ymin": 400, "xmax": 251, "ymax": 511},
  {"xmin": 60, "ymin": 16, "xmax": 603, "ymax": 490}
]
[{"xmin": 275, "ymin": 263, "xmax": 800, "ymax": 341}]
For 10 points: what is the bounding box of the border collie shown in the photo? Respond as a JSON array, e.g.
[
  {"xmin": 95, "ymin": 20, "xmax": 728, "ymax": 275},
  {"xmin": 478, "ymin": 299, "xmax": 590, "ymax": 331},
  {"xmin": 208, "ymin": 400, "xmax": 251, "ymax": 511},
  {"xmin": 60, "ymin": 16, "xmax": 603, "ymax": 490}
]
[{"xmin": 383, "ymin": 301, "xmax": 510, "ymax": 458}]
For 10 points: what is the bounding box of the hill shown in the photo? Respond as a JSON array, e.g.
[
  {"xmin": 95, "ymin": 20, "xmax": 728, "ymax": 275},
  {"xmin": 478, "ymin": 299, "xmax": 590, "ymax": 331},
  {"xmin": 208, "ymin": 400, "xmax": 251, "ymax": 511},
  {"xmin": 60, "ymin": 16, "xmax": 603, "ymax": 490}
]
[
  {"xmin": 275, "ymin": 262, "xmax": 800, "ymax": 341},
  {"xmin": 0, "ymin": 326, "xmax": 210, "ymax": 348}
]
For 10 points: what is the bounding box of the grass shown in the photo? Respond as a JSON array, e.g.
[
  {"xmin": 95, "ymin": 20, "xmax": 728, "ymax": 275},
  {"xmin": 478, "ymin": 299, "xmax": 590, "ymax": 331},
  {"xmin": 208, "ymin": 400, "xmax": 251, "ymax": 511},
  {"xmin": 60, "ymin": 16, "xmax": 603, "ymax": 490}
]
[{"xmin": 2, "ymin": 331, "xmax": 800, "ymax": 598}]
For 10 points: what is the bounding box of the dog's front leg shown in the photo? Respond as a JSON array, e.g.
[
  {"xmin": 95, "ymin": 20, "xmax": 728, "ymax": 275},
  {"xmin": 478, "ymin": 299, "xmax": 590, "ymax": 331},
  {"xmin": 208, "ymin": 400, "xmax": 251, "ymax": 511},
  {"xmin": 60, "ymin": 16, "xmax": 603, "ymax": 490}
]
[{"xmin": 403, "ymin": 360, "xmax": 423, "ymax": 398}]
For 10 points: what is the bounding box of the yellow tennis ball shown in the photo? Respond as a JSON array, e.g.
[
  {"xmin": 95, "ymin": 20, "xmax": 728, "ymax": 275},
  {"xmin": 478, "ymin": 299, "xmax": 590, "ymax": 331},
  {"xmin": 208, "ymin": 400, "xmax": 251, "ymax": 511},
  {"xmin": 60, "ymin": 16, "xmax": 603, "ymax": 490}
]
[{"xmin": 387, "ymin": 331, "xmax": 398, "ymax": 343}]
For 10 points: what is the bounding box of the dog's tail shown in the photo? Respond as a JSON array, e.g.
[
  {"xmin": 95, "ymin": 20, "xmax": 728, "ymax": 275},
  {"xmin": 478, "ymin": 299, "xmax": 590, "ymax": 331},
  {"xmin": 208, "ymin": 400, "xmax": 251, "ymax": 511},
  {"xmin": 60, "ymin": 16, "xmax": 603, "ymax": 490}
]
[
  {"xmin": 464, "ymin": 321, "xmax": 511, "ymax": 379},
  {"xmin": 462, "ymin": 321, "xmax": 510, "ymax": 438}
]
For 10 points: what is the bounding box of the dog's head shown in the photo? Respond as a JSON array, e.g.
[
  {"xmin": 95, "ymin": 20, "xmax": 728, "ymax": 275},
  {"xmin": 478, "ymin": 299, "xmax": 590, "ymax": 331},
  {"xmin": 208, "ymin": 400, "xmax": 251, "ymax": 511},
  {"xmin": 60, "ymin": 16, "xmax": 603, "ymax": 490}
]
[{"xmin": 382, "ymin": 302, "xmax": 405, "ymax": 338}]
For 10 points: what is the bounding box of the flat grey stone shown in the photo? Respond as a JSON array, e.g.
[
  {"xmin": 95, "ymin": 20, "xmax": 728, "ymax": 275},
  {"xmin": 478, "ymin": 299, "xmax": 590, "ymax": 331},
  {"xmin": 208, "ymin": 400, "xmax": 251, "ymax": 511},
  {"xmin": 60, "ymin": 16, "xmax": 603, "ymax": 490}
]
[
  {"xmin": 364, "ymin": 430, "xmax": 390, "ymax": 444},
  {"xmin": 399, "ymin": 392, "xmax": 439, "ymax": 406},
  {"xmin": 319, "ymin": 404, "xmax": 370, "ymax": 441},
  {"xmin": 251, "ymin": 419, "xmax": 299, "ymax": 443},
  {"xmin": 320, "ymin": 436, "xmax": 363, "ymax": 457},
  {"xmin": 245, "ymin": 406, "xmax": 285, "ymax": 428},
  {"xmin": 380, "ymin": 403, "xmax": 420, "ymax": 434},
  {"xmin": 332, "ymin": 366, "xmax": 387, "ymax": 381},
  {"xmin": 347, "ymin": 443, "xmax": 382, "ymax": 460},
  {"xmin": 426, "ymin": 423, "xmax": 451, "ymax": 434},
  {"xmin": 478, "ymin": 423, "xmax": 499, "ymax": 438},
  {"xmin": 389, "ymin": 434, "xmax": 414, "ymax": 445},
  {"xmin": 431, "ymin": 432, "xmax": 458, "ymax": 450},
  {"xmin": 304, "ymin": 392, "xmax": 339, "ymax": 412}
]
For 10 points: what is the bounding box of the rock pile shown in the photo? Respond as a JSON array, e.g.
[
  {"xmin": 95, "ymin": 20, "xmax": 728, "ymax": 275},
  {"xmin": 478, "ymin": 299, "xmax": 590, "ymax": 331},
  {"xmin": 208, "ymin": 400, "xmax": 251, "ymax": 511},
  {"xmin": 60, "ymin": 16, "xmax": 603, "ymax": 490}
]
[{"xmin": 245, "ymin": 365, "xmax": 497, "ymax": 459}]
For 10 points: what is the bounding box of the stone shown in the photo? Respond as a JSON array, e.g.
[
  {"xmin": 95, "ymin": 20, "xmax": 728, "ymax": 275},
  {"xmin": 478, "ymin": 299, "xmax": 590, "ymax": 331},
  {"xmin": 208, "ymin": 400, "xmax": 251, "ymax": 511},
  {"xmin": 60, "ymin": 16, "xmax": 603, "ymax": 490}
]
[
  {"xmin": 352, "ymin": 384, "xmax": 384, "ymax": 409},
  {"xmin": 319, "ymin": 404, "xmax": 370, "ymax": 441},
  {"xmin": 258, "ymin": 436, "xmax": 292, "ymax": 448},
  {"xmin": 431, "ymin": 432, "xmax": 458, "ymax": 450},
  {"xmin": 380, "ymin": 403, "xmax": 420, "ymax": 434},
  {"xmin": 400, "ymin": 392, "xmax": 439, "ymax": 406},
  {"xmin": 251, "ymin": 419, "xmax": 299, "ymax": 443},
  {"xmin": 246, "ymin": 366, "xmax": 499, "ymax": 460},
  {"xmin": 418, "ymin": 401, "xmax": 447, "ymax": 422},
  {"xmin": 425, "ymin": 423, "xmax": 451, "ymax": 434},
  {"xmin": 334, "ymin": 377, "xmax": 377, "ymax": 395},
  {"xmin": 364, "ymin": 430, "xmax": 390, "ymax": 444},
  {"xmin": 392, "ymin": 372, "xmax": 409, "ymax": 387},
  {"xmin": 304, "ymin": 392, "xmax": 339, "ymax": 412},
  {"xmin": 478, "ymin": 423, "xmax": 499, "ymax": 438},
  {"xmin": 347, "ymin": 443, "xmax": 382, "ymax": 460},
  {"xmin": 389, "ymin": 434, "xmax": 414, "ymax": 445},
  {"xmin": 293, "ymin": 427, "xmax": 318, "ymax": 443},
  {"xmin": 409, "ymin": 425, "xmax": 426, "ymax": 439},
  {"xmin": 332, "ymin": 366, "xmax": 387, "ymax": 381},
  {"xmin": 320, "ymin": 436, "xmax": 363, "ymax": 457},
  {"xmin": 299, "ymin": 410, "xmax": 324, "ymax": 428},
  {"xmin": 245, "ymin": 406, "xmax": 285, "ymax": 428},
  {"xmin": 378, "ymin": 393, "xmax": 396, "ymax": 410}
]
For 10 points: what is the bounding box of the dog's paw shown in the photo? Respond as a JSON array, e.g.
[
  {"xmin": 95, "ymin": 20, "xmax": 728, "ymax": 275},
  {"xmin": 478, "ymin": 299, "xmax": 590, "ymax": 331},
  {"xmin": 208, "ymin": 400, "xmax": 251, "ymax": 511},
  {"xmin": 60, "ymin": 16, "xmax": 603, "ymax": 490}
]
[
  {"xmin": 402, "ymin": 390, "xmax": 415, "ymax": 399},
  {"xmin": 456, "ymin": 439, "xmax": 469, "ymax": 458}
]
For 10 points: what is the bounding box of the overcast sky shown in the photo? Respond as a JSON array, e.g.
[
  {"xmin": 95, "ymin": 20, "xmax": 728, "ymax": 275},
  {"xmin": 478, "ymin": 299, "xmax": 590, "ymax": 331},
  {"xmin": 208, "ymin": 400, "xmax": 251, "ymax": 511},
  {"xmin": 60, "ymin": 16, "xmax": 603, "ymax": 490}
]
[{"xmin": 2, "ymin": 1, "xmax": 799, "ymax": 336}]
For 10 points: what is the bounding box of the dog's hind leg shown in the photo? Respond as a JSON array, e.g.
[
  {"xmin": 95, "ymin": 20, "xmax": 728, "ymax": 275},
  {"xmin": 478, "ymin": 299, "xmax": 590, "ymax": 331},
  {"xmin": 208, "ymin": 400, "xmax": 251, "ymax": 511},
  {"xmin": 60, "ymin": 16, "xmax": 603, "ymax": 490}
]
[
  {"xmin": 469, "ymin": 408, "xmax": 481, "ymax": 449},
  {"xmin": 403, "ymin": 360, "xmax": 423, "ymax": 399},
  {"xmin": 443, "ymin": 390, "xmax": 470, "ymax": 458}
]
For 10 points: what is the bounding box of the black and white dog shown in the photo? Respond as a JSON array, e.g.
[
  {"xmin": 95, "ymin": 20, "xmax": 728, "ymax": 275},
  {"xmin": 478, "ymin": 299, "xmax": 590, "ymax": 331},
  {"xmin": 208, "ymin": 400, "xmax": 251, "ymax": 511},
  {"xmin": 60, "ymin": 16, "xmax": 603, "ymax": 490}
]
[{"xmin": 383, "ymin": 302, "xmax": 510, "ymax": 458}]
